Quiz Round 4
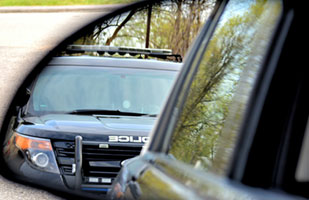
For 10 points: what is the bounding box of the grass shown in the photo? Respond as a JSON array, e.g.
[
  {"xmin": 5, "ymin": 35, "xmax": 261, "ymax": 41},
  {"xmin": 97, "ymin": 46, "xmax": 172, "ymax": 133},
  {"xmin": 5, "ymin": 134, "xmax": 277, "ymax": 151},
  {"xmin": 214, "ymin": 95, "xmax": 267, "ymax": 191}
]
[{"xmin": 0, "ymin": 0, "xmax": 136, "ymax": 6}]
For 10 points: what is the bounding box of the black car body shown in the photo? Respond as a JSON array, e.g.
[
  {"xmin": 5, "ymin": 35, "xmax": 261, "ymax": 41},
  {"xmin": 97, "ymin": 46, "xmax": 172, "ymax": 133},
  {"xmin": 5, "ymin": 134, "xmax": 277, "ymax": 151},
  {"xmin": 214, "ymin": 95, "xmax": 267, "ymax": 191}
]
[
  {"xmin": 109, "ymin": 0, "xmax": 308, "ymax": 200},
  {"xmin": 2, "ymin": 56, "xmax": 181, "ymax": 198}
]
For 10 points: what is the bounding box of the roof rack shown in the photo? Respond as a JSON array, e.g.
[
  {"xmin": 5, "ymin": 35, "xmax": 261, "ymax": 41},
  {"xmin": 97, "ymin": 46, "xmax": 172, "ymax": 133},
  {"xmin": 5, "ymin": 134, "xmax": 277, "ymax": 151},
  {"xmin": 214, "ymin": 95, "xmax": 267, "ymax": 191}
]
[{"xmin": 65, "ymin": 45, "xmax": 182, "ymax": 62}]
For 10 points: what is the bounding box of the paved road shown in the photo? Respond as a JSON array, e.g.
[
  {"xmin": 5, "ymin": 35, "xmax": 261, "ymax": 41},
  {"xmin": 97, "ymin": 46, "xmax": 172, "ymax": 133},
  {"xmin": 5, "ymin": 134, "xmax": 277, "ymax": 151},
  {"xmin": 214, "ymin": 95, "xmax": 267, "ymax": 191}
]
[{"xmin": 0, "ymin": 6, "xmax": 120, "ymax": 200}]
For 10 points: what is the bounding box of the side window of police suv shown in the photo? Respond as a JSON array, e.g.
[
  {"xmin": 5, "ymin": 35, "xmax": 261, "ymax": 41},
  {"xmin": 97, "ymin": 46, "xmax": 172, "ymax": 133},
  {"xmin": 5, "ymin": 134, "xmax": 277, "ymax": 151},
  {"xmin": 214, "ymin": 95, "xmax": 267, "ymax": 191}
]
[{"xmin": 168, "ymin": 0, "xmax": 282, "ymax": 175}]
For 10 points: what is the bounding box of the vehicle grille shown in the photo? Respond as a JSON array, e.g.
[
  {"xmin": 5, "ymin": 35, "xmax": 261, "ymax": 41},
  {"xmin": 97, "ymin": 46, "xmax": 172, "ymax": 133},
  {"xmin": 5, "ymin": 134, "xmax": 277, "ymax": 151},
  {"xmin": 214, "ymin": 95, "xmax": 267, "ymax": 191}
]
[{"xmin": 52, "ymin": 140, "xmax": 142, "ymax": 191}]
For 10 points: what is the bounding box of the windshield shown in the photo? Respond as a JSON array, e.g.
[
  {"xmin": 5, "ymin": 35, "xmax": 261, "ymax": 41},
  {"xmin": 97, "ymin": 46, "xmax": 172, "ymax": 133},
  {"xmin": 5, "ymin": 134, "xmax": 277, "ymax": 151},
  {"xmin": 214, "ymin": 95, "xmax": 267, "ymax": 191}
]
[{"xmin": 27, "ymin": 65, "xmax": 178, "ymax": 116}]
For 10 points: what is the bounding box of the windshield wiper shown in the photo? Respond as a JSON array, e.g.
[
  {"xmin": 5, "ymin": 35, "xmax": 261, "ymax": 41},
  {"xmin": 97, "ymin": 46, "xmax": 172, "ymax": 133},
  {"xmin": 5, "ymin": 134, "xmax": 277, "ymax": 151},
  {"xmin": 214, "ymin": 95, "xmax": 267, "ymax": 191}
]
[{"xmin": 67, "ymin": 109, "xmax": 156, "ymax": 117}]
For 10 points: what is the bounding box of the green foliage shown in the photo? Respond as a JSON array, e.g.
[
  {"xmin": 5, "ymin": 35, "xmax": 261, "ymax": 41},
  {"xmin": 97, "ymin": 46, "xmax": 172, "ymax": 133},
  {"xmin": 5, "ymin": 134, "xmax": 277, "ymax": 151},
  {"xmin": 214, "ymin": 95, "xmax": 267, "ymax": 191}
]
[
  {"xmin": 170, "ymin": 10, "xmax": 249, "ymax": 167},
  {"xmin": 169, "ymin": 0, "xmax": 282, "ymax": 174}
]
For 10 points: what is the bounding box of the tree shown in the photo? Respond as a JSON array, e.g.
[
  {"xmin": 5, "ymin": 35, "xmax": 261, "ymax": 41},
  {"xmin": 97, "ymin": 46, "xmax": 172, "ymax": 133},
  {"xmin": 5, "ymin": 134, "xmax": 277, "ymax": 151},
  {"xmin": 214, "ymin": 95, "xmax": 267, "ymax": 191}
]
[{"xmin": 72, "ymin": 0, "xmax": 216, "ymax": 58}]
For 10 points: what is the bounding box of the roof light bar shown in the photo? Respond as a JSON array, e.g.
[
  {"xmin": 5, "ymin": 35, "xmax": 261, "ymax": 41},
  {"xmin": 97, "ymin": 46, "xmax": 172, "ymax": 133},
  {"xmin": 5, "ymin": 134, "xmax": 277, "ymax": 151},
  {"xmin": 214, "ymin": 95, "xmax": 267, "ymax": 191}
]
[
  {"xmin": 65, "ymin": 45, "xmax": 182, "ymax": 62},
  {"xmin": 66, "ymin": 45, "xmax": 172, "ymax": 56}
]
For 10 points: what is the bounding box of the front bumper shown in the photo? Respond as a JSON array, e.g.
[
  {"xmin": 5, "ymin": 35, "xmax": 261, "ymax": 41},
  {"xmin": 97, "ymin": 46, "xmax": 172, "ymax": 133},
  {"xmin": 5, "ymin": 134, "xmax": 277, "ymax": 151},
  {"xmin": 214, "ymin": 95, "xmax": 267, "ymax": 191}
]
[{"xmin": 3, "ymin": 133, "xmax": 143, "ymax": 199}]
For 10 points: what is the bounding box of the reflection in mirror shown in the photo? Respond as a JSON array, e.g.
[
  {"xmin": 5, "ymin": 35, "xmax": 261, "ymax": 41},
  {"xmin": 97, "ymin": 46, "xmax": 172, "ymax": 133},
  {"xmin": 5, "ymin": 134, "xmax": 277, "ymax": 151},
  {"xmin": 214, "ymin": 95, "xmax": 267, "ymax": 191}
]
[
  {"xmin": 169, "ymin": 0, "xmax": 282, "ymax": 176},
  {"xmin": 67, "ymin": 0, "xmax": 215, "ymax": 58},
  {"xmin": 1, "ymin": 0, "xmax": 214, "ymax": 199}
]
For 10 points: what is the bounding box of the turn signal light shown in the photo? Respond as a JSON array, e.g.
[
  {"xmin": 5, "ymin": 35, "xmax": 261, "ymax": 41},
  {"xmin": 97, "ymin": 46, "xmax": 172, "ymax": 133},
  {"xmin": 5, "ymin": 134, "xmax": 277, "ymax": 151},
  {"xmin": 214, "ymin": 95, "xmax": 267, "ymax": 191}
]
[{"xmin": 15, "ymin": 134, "xmax": 52, "ymax": 151}]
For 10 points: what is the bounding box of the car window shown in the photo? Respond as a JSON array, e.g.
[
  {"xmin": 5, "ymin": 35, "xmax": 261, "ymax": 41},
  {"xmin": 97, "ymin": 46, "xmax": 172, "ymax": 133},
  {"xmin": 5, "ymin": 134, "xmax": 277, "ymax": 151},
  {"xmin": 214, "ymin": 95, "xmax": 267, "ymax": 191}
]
[
  {"xmin": 28, "ymin": 65, "xmax": 177, "ymax": 115},
  {"xmin": 168, "ymin": 0, "xmax": 282, "ymax": 175}
]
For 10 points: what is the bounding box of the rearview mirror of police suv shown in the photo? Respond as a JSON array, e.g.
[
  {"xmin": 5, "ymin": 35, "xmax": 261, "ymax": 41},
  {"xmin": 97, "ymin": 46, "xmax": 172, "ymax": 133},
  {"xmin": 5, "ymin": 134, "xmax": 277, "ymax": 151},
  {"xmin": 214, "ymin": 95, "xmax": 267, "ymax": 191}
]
[{"xmin": 0, "ymin": 0, "xmax": 207, "ymax": 199}]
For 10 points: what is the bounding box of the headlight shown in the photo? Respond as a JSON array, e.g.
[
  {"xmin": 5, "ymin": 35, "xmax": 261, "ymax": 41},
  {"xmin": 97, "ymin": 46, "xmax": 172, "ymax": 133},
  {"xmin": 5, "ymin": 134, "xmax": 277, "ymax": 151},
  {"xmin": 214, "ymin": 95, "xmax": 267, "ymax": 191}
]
[
  {"xmin": 32, "ymin": 152, "xmax": 49, "ymax": 168},
  {"xmin": 14, "ymin": 132, "xmax": 60, "ymax": 174}
]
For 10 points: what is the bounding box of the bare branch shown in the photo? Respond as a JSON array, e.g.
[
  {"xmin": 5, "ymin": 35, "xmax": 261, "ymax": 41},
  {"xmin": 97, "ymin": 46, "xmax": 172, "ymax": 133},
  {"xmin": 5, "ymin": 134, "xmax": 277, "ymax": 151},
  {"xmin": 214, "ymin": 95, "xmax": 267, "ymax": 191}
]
[{"xmin": 105, "ymin": 10, "xmax": 136, "ymax": 45}]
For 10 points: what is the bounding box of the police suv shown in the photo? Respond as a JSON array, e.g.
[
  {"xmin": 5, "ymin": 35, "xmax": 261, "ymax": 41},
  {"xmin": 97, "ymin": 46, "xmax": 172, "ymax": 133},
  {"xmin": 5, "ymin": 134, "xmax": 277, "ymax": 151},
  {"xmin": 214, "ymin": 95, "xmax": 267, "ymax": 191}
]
[{"xmin": 2, "ymin": 46, "xmax": 181, "ymax": 198}]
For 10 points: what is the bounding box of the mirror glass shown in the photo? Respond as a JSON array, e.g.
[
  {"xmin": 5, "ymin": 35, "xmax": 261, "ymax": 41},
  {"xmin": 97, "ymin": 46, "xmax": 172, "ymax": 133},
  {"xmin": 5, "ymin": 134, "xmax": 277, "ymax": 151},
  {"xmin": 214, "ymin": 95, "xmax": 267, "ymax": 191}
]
[{"xmin": 1, "ymin": 0, "xmax": 215, "ymax": 199}]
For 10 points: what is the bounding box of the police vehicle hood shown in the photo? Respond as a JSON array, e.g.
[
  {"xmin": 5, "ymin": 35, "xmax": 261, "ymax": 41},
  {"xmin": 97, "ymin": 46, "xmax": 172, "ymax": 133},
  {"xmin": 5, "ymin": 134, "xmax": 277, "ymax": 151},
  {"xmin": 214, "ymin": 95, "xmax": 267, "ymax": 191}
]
[{"xmin": 16, "ymin": 114, "xmax": 155, "ymax": 141}]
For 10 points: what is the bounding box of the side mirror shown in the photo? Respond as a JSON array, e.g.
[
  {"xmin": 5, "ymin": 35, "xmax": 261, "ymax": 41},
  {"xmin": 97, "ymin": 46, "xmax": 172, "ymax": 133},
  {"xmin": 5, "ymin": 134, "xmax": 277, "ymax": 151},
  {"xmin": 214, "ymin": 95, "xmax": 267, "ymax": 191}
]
[{"xmin": 0, "ymin": 0, "xmax": 207, "ymax": 199}]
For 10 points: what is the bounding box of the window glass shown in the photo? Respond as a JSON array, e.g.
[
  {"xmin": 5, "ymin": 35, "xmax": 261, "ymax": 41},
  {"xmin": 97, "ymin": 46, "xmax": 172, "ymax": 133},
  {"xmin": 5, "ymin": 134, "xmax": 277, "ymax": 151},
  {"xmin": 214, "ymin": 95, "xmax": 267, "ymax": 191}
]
[
  {"xmin": 29, "ymin": 66, "xmax": 177, "ymax": 115},
  {"xmin": 168, "ymin": 0, "xmax": 282, "ymax": 175}
]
